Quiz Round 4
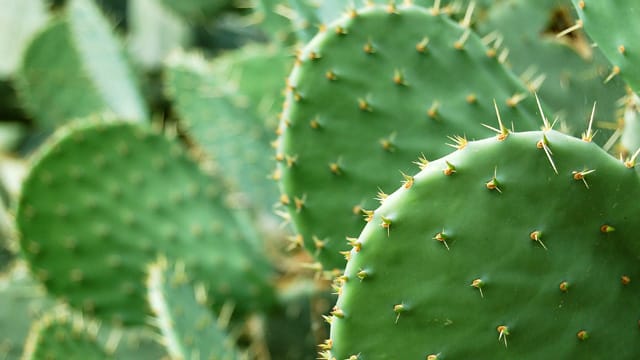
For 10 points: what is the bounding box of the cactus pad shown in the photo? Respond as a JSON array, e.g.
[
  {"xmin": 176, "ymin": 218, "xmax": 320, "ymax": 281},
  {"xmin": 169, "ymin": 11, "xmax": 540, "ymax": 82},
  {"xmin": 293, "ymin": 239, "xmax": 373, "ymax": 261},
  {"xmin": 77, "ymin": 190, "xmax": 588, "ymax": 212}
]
[
  {"xmin": 147, "ymin": 258, "xmax": 245, "ymax": 360},
  {"xmin": 22, "ymin": 308, "xmax": 109, "ymax": 360},
  {"xmin": 277, "ymin": 3, "xmax": 544, "ymax": 270},
  {"xmin": 328, "ymin": 130, "xmax": 640, "ymax": 359},
  {"xmin": 17, "ymin": 0, "xmax": 147, "ymax": 128},
  {"xmin": 16, "ymin": 121, "xmax": 274, "ymax": 326},
  {"xmin": 571, "ymin": 0, "xmax": 640, "ymax": 94}
]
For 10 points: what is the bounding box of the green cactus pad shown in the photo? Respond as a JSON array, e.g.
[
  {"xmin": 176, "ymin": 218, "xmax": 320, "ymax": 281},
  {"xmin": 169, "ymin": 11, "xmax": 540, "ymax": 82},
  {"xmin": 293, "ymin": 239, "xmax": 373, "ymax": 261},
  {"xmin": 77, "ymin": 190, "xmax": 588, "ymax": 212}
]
[
  {"xmin": 16, "ymin": 121, "xmax": 274, "ymax": 326},
  {"xmin": 147, "ymin": 258, "xmax": 246, "ymax": 360},
  {"xmin": 477, "ymin": 0, "xmax": 626, "ymax": 144},
  {"xmin": 17, "ymin": 0, "xmax": 147, "ymax": 128},
  {"xmin": 329, "ymin": 130, "xmax": 640, "ymax": 359},
  {"xmin": 277, "ymin": 3, "xmax": 545, "ymax": 270},
  {"xmin": 165, "ymin": 48, "xmax": 289, "ymax": 216},
  {"xmin": 0, "ymin": 265, "xmax": 54, "ymax": 360},
  {"xmin": 21, "ymin": 308, "xmax": 110, "ymax": 360},
  {"xmin": 571, "ymin": 0, "xmax": 640, "ymax": 94}
]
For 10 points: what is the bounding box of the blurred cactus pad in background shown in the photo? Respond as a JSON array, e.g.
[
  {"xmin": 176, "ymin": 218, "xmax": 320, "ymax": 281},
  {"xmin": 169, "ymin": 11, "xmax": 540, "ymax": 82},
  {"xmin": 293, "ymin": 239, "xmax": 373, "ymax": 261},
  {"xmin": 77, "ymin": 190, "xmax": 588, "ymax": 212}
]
[{"xmin": 0, "ymin": 0, "xmax": 639, "ymax": 359}]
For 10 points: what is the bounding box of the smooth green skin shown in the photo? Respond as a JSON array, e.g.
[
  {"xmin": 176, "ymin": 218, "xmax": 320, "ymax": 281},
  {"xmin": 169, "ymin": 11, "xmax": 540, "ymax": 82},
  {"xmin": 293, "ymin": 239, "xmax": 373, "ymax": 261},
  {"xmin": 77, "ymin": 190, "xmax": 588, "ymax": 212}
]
[
  {"xmin": 477, "ymin": 0, "xmax": 626, "ymax": 145},
  {"xmin": 16, "ymin": 121, "xmax": 274, "ymax": 326},
  {"xmin": 0, "ymin": 266, "xmax": 54, "ymax": 360},
  {"xmin": 277, "ymin": 4, "xmax": 545, "ymax": 270},
  {"xmin": 330, "ymin": 130, "xmax": 640, "ymax": 359},
  {"xmin": 572, "ymin": 0, "xmax": 640, "ymax": 94},
  {"xmin": 288, "ymin": 0, "xmax": 322, "ymax": 43},
  {"xmin": 159, "ymin": 0, "xmax": 230, "ymax": 23},
  {"xmin": 147, "ymin": 259, "xmax": 245, "ymax": 360},
  {"xmin": 22, "ymin": 311, "xmax": 110, "ymax": 360},
  {"xmin": 17, "ymin": 0, "xmax": 147, "ymax": 129},
  {"xmin": 165, "ymin": 50, "xmax": 282, "ymax": 217},
  {"xmin": 622, "ymin": 94, "xmax": 640, "ymax": 155}
]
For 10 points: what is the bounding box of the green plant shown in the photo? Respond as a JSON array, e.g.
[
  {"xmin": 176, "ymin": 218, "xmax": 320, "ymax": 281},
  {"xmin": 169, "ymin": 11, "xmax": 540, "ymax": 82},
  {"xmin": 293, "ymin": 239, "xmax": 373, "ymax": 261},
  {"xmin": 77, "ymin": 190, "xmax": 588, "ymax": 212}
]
[{"xmin": 0, "ymin": 0, "xmax": 638, "ymax": 359}]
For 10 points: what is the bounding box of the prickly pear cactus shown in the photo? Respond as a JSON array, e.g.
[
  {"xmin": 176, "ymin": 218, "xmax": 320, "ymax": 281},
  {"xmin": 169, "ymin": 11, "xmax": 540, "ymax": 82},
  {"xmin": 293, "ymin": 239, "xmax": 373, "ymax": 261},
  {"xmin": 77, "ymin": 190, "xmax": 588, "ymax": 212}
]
[
  {"xmin": 477, "ymin": 0, "xmax": 626, "ymax": 143},
  {"xmin": 16, "ymin": 121, "xmax": 274, "ymax": 326},
  {"xmin": 16, "ymin": 0, "xmax": 147, "ymax": 128},
  {"xmin": 147, "ymin": 258, "xmax": 246, "ymax": 360},
  {"xmin": 571, "ymin": 0, "xmax": 640, "ymax": 94},
  {"xmin": 327, "ymin": 129, "xmax": 640, "ymax": 359},
  {"xmin": 277, "ymin": 3, "xmax": 545, "ymax": 270},
  {"xmin": 22, "ymin": 308, "xmax": 110, "ymax": 360}
]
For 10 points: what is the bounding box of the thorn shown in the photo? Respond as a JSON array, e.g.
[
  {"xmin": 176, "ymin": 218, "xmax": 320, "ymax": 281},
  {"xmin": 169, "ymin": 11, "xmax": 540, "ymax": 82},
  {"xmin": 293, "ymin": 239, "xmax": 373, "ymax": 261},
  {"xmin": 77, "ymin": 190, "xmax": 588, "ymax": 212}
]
[
  {"xmin": 527, "ymin": 74, "xmax": 546, "ymax": 92},
  {"xmin": 559, "ymin": 281, "xmax": 569, "ymax": 292},
  {"xmin": 600, "ymin": 224, "xmax": 616, "ymax": 233},
  {"xmin": 446, "ymin": 135, "xmax": 468, "ymax": 150},
  {"xmin": 529, "ymin": 230, "xmax": 547, "ymax": 250},
  {"xmin": 443, "ymin": 161, "xmax": 456, "ymax": 176},
  {"xmin": 431, "ymin": 0, "xmax": 441, "ymax": 15},
  {"xmin": 577, "ymin": 330, "xmax": 589, "ymax": 341},
  {"xmin": 393, "ymin": 69, "xmax": 408, "ymax": 86},
  {"xmin": 498, "ymin": 48, "xmax": 510, "ymax": 64},
  {"xmin": 604, "ymin": 66, "xmax": 620, "ymax": 83},
  {"xmin": 572, "ymin": 169, "xmax": 596, "ymax": 189},
  {"xmin": 460, "ymin": 0, "xmax": 475, "ymax": 28},
  {"xmin": 433, "ymin": 230, "xmax": 450, "ymax": 250},
  {"xmin": 556, "ymin": 20, "xmax": 583, "ymax": 38},
  {"xmin": 624, "ymin": 148, "xmax": 640, "ymax": 168},
  {"xmin": 413, "ymin": 153, "xmax": 429, "ymax": 170},
  {"xmin": 400, "ymin": 171, "xmax": 414, "ymax": 189},
  {"xmin": 375, "ymin": 188, "xmax": 388, "ymax": 204},
  {"xmin": 380, "ymin": 216, "xmax": 392, "ymax": 236},
  {"xmin": 486, "ymin": 166, "xmax": 502, "ymax": 193},
  {"xmin": 454, "ymin": 29, "xmax": 471, "ymax": 49},
  {"xmin": 362, "ymin": 209, "xmax": 374, "ymax": 223},
  {"xmin": 497, "ymin": 325, "xmax": 509, "ymax": 348},
  {"xmin": 535, "ymin": 93, "xmax": 552, "ymax": 130},
  {"xmin": 536, "ymin": 134, "xmax": 558, "ymax": 174},
  {"xmin": 471, "ymin": 279, "xmax": 484, "ymax": 298},
  {"xmin": 393, "ymin": 304, "xmax": 406, "ymax": 323},
  {"xmin": 416, "ymin": 37, "xmax": 430, "ymax": 53},
  {"xmin": 582, "ymin": 102, "xmax": 598, "ymax": 142},
  {"xmin": 427, "ymin": 101, "xmax": 440, "ymax": 119},
  {"xmin": 481, "ymin": 99, "xmax": 509, "ymax": 140},
  {"xmin": 506, "ymin": 92, "xmax": 526, "ymax": 107}
]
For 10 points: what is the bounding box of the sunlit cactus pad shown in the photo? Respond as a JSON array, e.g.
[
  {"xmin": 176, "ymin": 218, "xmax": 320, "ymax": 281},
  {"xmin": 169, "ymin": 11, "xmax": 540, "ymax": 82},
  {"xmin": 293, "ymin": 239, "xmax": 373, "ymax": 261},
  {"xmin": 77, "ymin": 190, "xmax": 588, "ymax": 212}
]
[
  {"xmin": 277, "ymin": 3, "xmax": 543, "ymax": 270},
  {"xmin": 329, "ymin": 130, "xmax": 640, "ymax": 359}
]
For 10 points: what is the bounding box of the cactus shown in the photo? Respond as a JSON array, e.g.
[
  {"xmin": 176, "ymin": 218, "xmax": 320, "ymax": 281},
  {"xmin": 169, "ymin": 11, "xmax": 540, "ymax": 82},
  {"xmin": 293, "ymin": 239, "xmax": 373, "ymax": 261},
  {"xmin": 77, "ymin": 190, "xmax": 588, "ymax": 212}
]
[
  {"xmin": 327, "ymin": 129, "xmax": 640, "ymax": 359},
  {"xmin": 571, "ymin": 0, "xmax": 640, "ymax": 94},
  {"xmin": 477, "ymin": 0, "xmax": 626, "ymax": 144},
  {"xmin": 276, "ymin": 3, "xmax": 547, "ymax": 270},
  {"xmin": 164, "ymin": 49, "xmax": 283, "ymax": 216},
  {"xmin": 16, "ymin": 120, "xmax": 274, "ymax": 326},
  {"xmin": 21, "ymin": 307, "xmax": 109, "ymax": 360},
  {"xmin": 147, "ymin": 257, "xmax": 246, "ymax": 360},
  {"xmin": 16, "ymin": 0, "xmax": 148, "ymax": 128},
  {"xmin": 0, "ymin": 265, "xmax": 54, "ymax": 360}
]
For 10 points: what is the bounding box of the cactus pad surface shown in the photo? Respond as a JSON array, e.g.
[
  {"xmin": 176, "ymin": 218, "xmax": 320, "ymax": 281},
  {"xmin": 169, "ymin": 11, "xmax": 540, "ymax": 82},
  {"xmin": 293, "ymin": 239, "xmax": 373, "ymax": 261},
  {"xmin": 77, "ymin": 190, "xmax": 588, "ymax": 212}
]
[
  {"xmin": 277, "ymin": 3, "xmax": 544, "ymax": 270},
  {"xmin": 329, "ymin": 130, "xmax": 640, "ymax": 359},
  {"xmin": 16, "ymin": 121, "xmax": 274, "ymax": 326}
]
